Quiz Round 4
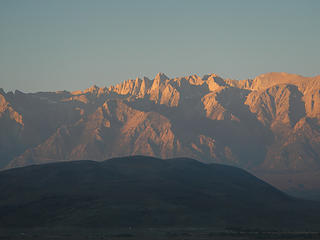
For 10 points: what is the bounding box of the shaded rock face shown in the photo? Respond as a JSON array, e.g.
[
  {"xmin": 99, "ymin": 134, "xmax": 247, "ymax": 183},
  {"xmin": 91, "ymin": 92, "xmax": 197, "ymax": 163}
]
[
  {"xmin": 3, "ymin": 156, "xmax": 320, "ymax": 230},
  {"xmin": 1, "ymin": 72, "xmax": 320, "ymax": 196}
]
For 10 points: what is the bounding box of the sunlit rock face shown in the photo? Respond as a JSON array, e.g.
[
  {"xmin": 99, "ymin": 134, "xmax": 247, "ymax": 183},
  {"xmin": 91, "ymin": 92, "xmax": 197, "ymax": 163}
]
[{"xmin": 1, "ymin": 72, "xmax": 320, "ymax": 196}]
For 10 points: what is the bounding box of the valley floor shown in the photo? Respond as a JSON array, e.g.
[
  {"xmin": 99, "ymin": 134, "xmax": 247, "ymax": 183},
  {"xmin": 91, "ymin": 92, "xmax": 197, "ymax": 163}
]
[{"xmin": 1, "ymin": 228, "xmax": 320, "ymax": 240}]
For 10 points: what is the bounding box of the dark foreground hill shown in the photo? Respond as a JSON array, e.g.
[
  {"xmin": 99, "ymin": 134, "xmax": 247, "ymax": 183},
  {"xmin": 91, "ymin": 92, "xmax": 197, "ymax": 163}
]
[{"xmin": 0, "ymin": 156, "xmax": 319, "ymax": 230}]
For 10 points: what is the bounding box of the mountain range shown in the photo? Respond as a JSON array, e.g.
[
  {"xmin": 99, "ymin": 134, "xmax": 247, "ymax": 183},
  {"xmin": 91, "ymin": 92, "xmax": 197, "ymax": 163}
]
[{"xmin": 1, "ymin": 72, "xmax": 320, "ymax": 199}]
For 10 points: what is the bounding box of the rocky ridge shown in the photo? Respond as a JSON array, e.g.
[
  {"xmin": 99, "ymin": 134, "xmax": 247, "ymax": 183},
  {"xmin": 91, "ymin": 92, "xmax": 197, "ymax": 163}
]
[{"xmin": 1, "ymin": 72, "xmax": 320, "ymax": 198}]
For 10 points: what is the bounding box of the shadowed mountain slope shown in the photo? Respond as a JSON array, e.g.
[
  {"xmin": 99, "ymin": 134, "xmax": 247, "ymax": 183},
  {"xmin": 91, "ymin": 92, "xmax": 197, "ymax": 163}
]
[{"xmin": 0, "ymin": 156, "xmax": 319, "ymax": 229}]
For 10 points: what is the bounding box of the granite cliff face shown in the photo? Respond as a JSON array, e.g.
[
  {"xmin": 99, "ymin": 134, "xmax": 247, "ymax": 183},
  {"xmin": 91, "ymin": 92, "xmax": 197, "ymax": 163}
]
[{"xmin": 1, "ymin": 72, "xmax": 320, "ymax": 198}]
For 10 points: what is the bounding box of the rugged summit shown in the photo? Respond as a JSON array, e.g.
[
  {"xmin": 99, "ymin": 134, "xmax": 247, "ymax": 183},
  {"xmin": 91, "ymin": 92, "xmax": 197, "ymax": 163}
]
[{"xmin": 1, "ymin": 72, "xmax": 320, "ymax": 198}]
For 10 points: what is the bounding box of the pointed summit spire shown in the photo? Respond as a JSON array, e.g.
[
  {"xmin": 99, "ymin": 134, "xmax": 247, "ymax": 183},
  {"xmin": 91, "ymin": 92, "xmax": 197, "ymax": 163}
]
[
  {"xmin": 134, "ymin": 77, "xmax": 141, "ymax": 84},
  {"xmin": 132, "ymin": 77, "xmax": 142, "ymax": 95},
  {"xmin": 149, "ymin": 73, "xmax": 168, "ymax": 102},
  {"xmin": 0, "ymin": 88, "xmax": 5, "ymax": 95},
  {"xmin": 154, "ymin": 72, "xmax": 169, "ymax": 82},
  {"xmin": 151, "ymin": 73, "xmax": 168, "ymax": 91},
  {"xmin": 137, "ymin": 77, "xmax": 151, "ymax": 98}
]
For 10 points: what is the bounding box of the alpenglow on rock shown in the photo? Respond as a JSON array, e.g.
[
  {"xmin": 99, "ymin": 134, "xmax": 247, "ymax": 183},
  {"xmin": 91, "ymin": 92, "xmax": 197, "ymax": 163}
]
[{"xmin": 1, "ymin": 72, "xmax": 320, "ymax": 198}]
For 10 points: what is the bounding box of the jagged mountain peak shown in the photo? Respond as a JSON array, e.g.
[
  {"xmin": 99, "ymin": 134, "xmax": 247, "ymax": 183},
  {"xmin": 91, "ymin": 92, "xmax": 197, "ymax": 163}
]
[
  {"xmin": 177, "ymin": 74, "xmax": 204, "ymax": 86},
  {"xmin": 154, "ymin": 72, "xmax": 169, "ymax": 82},
  {"xmin": 203, "ymin": 73, "xmax": 220, "ymax": 80},
  {"xmin": 84, "ymin": 84, "xmax": 100, "ymax": 93},
  {"xmin": 1, "ymin": 71, "xmax": 320, "ymax": 199}
]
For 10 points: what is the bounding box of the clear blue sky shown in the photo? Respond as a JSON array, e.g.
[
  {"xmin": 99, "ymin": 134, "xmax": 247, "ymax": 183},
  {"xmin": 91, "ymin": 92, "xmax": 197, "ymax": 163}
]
[{"xmin": 1, "ymin": 0, "xmax": 319, "ymax": 92}]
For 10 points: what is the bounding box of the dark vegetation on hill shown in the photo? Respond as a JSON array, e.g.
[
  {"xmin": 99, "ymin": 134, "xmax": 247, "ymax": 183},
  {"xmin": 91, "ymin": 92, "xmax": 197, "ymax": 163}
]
[{"xmin": 0, "ymin": 156, "xmax": 319, "ymax": 230}]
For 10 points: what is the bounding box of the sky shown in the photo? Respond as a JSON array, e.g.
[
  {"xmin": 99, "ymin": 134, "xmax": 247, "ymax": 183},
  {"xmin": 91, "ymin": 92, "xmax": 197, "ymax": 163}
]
[{"xmin": 0, "ymin": 0, "xmax": 320, "ymax": 92}]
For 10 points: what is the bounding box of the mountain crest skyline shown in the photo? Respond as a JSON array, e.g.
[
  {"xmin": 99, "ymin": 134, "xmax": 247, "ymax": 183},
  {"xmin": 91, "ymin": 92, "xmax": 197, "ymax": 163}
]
[{"xmin": 1, "ymin": 70, "xmax": 320, "ymax": 199}]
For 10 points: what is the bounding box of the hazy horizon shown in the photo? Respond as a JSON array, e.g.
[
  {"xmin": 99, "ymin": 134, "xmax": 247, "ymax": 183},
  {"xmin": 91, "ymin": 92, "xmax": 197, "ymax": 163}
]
[{"xmin": 1, "ymin": 0, "xmax": 320, "ymax": 92}]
